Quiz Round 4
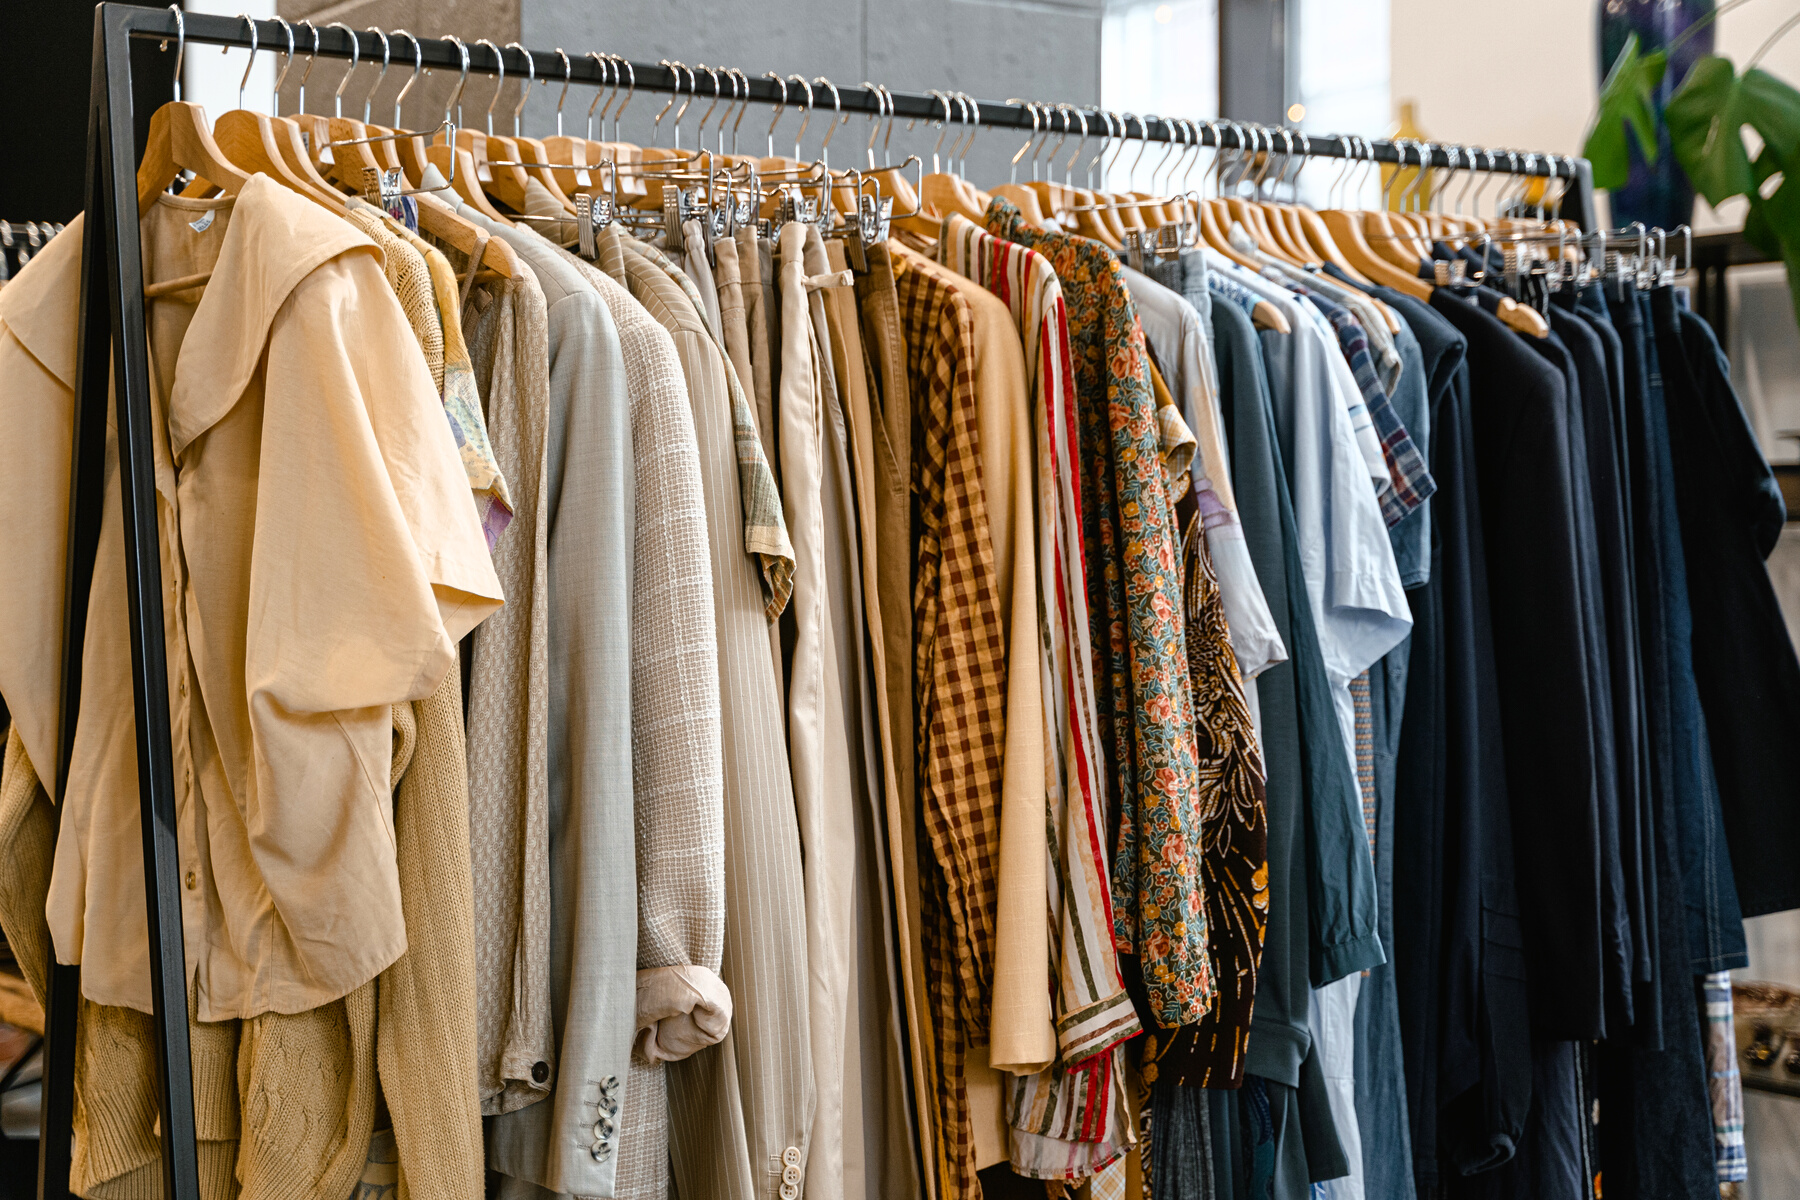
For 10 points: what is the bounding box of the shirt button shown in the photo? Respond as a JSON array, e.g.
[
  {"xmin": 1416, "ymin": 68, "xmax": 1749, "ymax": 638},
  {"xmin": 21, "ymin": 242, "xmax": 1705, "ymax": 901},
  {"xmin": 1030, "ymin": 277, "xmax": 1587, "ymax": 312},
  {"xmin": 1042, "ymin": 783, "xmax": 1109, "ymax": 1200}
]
[
  {"xmin": 530, "ymin": 1061, "xmax": 550, "ymax": 1084},
  {"xmin": 178, "ymin": 677, "xmax": 185, "ymax": 697},
  {"xmin": 780, "ymin": 1185, "xmax": 798, "ymax": 1200},
  {"xmin": 184, "ymin": 870, "xmax": 196, "ymax": 891},
  {"xmin": 782, "ymin": 1148, "xmax": 801, "ymax": 1168},
  {"xmin": 782, "ymin": 1165, "xmax": 802, "ymax": 1185}
]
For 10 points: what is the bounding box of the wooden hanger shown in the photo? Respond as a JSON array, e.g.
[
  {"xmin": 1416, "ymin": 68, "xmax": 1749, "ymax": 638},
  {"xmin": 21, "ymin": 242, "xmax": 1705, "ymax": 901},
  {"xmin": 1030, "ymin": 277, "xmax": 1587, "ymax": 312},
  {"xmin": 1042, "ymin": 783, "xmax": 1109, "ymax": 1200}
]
[
  {"xmin": 541, "ymin": 53, "xmax": 645, "ymax": 199},
  {"xmin": 1064, "ymin": 191, "xmax": 1119, "ymax": 248},
  {"xmin": 137, "ymin": 101, "xmax": 255, "ymax": 217},
  {"xmin": 323, "ymin": 116, "xmax": 518, "ymax": 282},
  {"xmin": 134, "ymin": 12, "xmax": 257, "ymax": 217},
  {"xmin": 991, "ymin": 184, "xmax": 1050, "ymax": 228},
  {"xmin": 491, "ymin": 42, "xmax": 578, "ymax": 215}
]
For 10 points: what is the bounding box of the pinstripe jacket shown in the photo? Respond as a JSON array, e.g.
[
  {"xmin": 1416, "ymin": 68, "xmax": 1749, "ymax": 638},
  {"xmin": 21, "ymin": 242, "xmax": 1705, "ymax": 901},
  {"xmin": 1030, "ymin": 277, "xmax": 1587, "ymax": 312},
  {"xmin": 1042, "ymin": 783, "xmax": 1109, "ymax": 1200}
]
[{"xmin": 598, "ymin": 226, "xmax": 815, "ymax": 1200}]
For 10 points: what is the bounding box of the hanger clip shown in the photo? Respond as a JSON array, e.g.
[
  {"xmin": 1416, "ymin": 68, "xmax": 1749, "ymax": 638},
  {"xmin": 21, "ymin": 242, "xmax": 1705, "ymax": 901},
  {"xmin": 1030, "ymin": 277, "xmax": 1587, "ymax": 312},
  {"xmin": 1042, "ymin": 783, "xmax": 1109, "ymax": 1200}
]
[
  {"xmin": 859, "ymin": 192, "xmax": 892, "ymax": 249},
  {"xmin": 1154, "ymin": 223, "xmax": 1182, "ymax": 261},
  {"xmin": 775, "ymin": 189, "xmax": 817, "ymax": 228},
  {"xmin": 575, "ymin": 192, "xmax": 613, "ymax": 260},
  {"xmin": 664, "ymin": 190, "xmax": 686, "ymax": 254},
  {"xmin": 360, "ymin": 166, "xmax": 408, "ymax": 222},
  {"xmin": 1124, "ymin": 228, "xmax": 1153, "ymax": 273}
]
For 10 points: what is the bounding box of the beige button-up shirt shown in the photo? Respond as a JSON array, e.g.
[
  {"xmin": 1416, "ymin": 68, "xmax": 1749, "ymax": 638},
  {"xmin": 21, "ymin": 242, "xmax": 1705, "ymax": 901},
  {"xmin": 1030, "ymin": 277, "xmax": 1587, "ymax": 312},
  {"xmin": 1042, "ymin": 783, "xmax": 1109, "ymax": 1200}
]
[{"xmin": 0, "ymin": 178, "xmax": 503, "ymax": 1020}]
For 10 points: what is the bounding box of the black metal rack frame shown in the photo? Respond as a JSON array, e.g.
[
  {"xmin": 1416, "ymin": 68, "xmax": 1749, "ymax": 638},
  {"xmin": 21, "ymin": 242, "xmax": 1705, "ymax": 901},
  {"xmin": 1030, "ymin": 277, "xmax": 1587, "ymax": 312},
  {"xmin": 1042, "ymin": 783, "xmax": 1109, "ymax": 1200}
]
[{"xmin": 42, "ymin": 5, "xmax": 1598, "ymax": 1198}]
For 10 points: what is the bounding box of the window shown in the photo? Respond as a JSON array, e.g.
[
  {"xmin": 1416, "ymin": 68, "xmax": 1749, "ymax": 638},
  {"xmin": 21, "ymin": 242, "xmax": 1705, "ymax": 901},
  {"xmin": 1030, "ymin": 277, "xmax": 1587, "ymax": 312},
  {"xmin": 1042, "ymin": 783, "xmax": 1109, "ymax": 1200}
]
[{"xmin": 1100, "ymin": 0, "xmax": 1219, "ymax": 191}]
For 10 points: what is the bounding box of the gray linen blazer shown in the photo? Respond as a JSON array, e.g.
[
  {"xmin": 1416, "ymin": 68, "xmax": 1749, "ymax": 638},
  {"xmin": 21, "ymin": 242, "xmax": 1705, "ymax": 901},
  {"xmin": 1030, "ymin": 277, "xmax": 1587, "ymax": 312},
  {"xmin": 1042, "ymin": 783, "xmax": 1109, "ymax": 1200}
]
[{"xmin": 476, "ymin": 215, "xmax": 638, "ymax": 1200}]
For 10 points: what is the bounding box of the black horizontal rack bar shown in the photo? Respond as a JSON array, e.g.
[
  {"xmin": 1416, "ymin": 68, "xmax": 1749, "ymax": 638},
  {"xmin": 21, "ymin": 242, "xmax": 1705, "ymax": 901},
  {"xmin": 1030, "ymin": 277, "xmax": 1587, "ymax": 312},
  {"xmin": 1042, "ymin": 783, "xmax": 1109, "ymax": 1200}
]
[
  {"xmin": 137, "ymin": 7, "xmax": 1594, "ymax": 222},
  {"xmin": 42, "ymin": 6, "xmax": 1600, "ymax": 1200}
]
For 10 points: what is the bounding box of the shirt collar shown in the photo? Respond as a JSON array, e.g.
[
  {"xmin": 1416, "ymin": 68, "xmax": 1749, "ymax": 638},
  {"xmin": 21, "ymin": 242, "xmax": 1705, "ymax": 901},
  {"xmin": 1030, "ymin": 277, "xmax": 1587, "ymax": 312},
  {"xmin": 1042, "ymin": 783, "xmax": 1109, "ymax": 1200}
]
[
  {"xmin": 0, "ymin": 177, "xmax": 378, "ymax": 461},
  {"xmin": 165, "ymin": 175, "xmax": 377, "ymax": 459}
]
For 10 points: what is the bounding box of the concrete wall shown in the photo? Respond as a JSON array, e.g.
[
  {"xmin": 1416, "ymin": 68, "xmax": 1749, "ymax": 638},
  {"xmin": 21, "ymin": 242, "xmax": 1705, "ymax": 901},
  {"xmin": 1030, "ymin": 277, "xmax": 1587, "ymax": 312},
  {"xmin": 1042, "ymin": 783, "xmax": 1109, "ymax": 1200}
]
[{"xmin": 277, "ymin": 0, "xmax": 1102, "ymax": 190}]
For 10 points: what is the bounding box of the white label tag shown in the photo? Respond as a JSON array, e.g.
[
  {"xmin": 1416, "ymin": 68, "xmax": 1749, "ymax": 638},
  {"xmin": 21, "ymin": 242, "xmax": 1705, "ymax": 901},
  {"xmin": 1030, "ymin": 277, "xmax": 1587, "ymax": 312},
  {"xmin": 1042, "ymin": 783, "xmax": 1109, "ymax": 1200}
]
[{"xmin": 189, "ymin": 210, "xmax": 216, "ymax": 233}]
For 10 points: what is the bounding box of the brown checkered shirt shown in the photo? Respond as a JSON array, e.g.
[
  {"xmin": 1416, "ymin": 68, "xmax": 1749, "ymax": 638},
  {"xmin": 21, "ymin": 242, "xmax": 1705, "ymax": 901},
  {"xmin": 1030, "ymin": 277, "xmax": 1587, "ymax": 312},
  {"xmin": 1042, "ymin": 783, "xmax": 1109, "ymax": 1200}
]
[{"xmin": 892, "ymin": 243, "xmax": 1007, "ymax": 1200}]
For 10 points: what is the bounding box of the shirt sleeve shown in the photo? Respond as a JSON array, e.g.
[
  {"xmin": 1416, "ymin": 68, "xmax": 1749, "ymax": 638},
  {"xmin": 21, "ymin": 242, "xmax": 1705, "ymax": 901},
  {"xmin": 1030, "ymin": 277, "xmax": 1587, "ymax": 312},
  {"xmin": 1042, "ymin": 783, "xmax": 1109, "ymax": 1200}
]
[{"xmin": 252, "ymin": 250, "xmax": 503, "ymax": 718}]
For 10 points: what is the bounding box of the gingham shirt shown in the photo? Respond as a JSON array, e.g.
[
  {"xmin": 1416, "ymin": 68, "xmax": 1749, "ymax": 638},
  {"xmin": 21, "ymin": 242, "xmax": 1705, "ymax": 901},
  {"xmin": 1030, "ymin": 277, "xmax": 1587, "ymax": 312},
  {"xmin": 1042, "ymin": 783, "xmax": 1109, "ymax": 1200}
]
[{"xmin": 892, "ymin": 244, "xmax": 1007, "ymax": 1200}]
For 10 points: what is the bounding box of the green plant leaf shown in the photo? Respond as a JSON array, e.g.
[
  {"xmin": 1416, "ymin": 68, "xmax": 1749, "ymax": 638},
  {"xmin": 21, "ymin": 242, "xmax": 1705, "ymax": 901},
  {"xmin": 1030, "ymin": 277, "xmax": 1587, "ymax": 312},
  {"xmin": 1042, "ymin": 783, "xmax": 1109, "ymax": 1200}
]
[
  {"xmin": 1744, "ymin": 190, "xmax": 1780, "ymax": 257},
  {"xmin": 1668, "ymin": 57, "xmax": 1800, "ymax": 207},
  {"xmin": 1748, "ymin": 164, "xmax": 1800, "ymax": 340},
  {"xmin": 1742, "ymin": 145, "xmax": 1786, "ymax": 257},
  {"xmin": 1584, "ymin": 34, "xmax": 1669, "ymax": 190},
  {"xmin": 1742, "ymin": 66, "xmax": 1800, "ymax": 162}
]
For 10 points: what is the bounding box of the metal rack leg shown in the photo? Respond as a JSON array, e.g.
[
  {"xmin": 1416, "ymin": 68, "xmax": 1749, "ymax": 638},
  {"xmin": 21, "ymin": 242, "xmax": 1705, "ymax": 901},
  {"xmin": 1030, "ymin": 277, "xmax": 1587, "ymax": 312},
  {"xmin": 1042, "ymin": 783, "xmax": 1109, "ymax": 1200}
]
[{"xmin": 35, "ymin": 8, "xmax": 203, "ymax": 1200}]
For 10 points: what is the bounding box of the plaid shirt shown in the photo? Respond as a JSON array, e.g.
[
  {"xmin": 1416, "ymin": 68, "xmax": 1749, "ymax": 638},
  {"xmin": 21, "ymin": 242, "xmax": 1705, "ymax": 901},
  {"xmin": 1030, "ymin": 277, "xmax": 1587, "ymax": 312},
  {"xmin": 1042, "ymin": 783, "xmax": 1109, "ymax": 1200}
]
[
  {"xmin": 1706, "ymin": 974, "xmax": 1748, "ymax": 1183},
  {"xmin": 892, "ymin": 244, "xmax": 1008, "ymax": 1200},
  {"xmin": 938, "ymin": 214, "xmax": 1140, "ymax": 1182},
  {"xmin": 1302, "ymin": 290, "xmax": 1438, "ymax": 529}
]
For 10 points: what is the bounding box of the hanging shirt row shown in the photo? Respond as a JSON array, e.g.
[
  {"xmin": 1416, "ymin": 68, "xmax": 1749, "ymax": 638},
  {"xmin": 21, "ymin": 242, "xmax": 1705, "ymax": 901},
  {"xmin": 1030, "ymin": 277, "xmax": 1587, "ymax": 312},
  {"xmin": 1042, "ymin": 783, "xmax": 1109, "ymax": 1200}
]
[{"xmin": 0, "ymin": 109, "xmax": 1795, "ymax": 1200}]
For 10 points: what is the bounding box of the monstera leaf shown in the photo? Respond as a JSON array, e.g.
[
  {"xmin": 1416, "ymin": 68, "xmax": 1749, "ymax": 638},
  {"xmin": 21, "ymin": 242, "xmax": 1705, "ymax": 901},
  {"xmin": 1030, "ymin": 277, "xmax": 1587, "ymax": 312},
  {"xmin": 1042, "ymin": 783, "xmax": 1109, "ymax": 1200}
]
[
  {"xmin": 1664, "ymin": 55, "xmax": 1800, "ymax": 329},
  {"xmin": 1584, "ymin": 34, "xmax": 1668, "ymax": 190},
  {"xmin": 1666, "ymin": 57, "xmax": 1800, "ymax": 206},
  {"xmin": 1752, "ymin": 153, "xmax": 1800, "ymax": 335}
]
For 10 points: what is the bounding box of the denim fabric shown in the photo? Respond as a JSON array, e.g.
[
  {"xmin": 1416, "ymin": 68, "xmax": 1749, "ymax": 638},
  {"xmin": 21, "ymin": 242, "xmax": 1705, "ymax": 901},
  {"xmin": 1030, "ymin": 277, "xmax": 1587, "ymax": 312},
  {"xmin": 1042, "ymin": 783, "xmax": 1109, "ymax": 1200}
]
[
  {"xmin": 1148, "ymin": 248, "xmax": 1215, "ymax": 327},
  {"xmin": 1353, "ymin": 640, "xmax": 1417, "ymax": 1200},
  {"xmin": 1579, "ymin": 283, "xmax": 1727, "ymax": 1200},
  {"xmin": 1604, "ymin": 286, "xmax": 1748, "ymax": 977},
  {"xmin": 1150, "ymin": 1080, "xmax": 1215, "ymax": 1200}
]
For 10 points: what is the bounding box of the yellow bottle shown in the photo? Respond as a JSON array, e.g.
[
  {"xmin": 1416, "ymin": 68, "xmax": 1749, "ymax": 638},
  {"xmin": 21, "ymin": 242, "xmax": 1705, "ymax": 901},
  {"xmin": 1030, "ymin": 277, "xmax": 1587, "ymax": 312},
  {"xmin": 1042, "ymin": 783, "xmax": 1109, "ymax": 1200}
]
[{"xmin": 1383, "ymin": 100, "xmax": 1434, "ymax": 212}]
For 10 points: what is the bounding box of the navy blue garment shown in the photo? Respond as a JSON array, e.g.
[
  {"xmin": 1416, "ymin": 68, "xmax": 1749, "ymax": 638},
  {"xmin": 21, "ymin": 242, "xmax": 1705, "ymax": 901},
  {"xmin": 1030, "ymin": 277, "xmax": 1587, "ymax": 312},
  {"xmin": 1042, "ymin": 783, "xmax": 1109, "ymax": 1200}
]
[
  {"xmin": 1650, "ymin": 286, "xmax": 1800, "ymax": 920},
  {"xmin": 1450, "ymin": 1042, "xmax": 1590, "ymax": 1200},
  {"xmin": 1428, "ymin": 289, "xmax": 1609, "ymax": 1042},
  {"xmin": 1596, "ymin": 284, "xmax": 1746, "ymax": 981},
  {"xmin": 1573, "ymin": 282, "xmax": 1723, "ymax": 1200},
  {"xmin": 1559, "ymin": 292, "xmax": 1660, "ymax": 1002},
  {"xmin": 1548, "ymin": 304, "xmax": 1653, "ymax": 1025},
  {"xmin": 1392, "ymin": 336, "xmax": 1531, "ymax": 1191},
  {"xmin": 1476, "ymin": 298, "xmax": 1633, "ymax": 1035}
]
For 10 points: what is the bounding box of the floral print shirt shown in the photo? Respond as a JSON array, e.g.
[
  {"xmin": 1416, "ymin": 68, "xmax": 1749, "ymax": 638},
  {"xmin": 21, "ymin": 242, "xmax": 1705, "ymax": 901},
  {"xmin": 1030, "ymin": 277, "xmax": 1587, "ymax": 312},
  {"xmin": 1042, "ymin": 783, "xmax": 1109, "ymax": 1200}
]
[{"xmin": 984, "ymin": 199, "xmax": 1215, "ymax": 1028}]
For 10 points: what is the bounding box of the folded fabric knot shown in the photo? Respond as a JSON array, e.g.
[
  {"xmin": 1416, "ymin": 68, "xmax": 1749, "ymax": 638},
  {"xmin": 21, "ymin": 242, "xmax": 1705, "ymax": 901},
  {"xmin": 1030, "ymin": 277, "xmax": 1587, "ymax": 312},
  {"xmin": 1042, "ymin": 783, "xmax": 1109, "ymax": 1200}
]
[
  {"xmin": 803, "ymin": 269, "xmax": 855, "ymax": 292},
  {"xmin": 632, "ymin": 964, "xmax": 733, "ymax": 1064}
]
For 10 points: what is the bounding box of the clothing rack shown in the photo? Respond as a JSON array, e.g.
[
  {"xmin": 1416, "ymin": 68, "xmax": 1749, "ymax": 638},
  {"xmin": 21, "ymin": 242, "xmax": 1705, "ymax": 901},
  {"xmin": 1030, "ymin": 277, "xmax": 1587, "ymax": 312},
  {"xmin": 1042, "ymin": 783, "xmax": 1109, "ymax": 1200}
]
[{"xmin": 43, "ymin": 5, "xmax": 1599, "ymax": 1199}]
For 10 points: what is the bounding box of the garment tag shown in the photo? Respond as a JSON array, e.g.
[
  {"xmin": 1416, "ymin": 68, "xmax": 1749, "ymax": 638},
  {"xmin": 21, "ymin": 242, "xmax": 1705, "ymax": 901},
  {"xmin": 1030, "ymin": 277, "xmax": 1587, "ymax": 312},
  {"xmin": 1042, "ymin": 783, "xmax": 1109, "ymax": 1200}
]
[{"xmin": 189, "ymin": 210, "xmax": 216, "ymax": 234}]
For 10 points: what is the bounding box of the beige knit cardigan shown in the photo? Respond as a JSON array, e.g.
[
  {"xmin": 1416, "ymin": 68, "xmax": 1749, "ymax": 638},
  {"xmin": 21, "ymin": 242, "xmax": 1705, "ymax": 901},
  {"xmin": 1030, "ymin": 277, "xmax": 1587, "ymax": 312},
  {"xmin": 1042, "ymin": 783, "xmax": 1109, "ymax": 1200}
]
[{"xmin": 0, "ymin": 670, "xmax": 482, "ymax": 1200}]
